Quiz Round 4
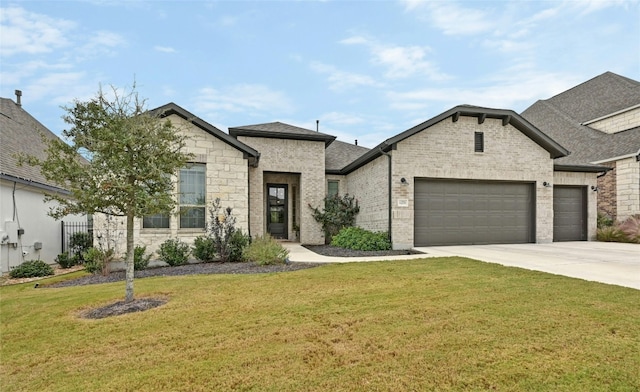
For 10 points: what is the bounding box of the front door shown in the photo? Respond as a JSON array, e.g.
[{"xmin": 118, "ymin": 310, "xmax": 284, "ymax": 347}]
[{"xmin": 267, "ymin": 184, "xmax": 287, "ymax": 239}]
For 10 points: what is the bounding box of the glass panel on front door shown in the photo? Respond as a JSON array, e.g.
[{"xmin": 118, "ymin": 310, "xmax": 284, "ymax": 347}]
[{"xmin": 267, "ymin": 185, "xmax": 287, "ymax": 239}]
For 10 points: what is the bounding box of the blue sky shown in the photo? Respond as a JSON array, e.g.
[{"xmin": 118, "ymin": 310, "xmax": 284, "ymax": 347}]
[{"xmin": 1, "ymin": 0, "xmax": 639, "ymax": 147}]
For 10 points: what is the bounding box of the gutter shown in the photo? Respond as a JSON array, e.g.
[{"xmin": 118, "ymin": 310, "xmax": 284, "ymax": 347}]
[{"xmin": 378, "ymin": 147, "xmax": 393, "ymax": 243}]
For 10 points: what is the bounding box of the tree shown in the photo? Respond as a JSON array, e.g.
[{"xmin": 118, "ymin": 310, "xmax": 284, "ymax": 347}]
[
  {"xmin": 21, "ymin": 85, "xmax": 193, "ymax": 302},
  {"xmin": 308, "ymin": 194, "xmax": 360, "ymax": 244}
]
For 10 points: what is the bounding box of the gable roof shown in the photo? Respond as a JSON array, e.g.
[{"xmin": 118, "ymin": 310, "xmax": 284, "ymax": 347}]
[
  {"xmin": 229, "ymin": 121, "xmax": 336, "ymax": 147},
  {"xmin": 342, "ymin": 105, "xmax": 570, "ymax": 174},
  {"xmin": 325, "ymin": 140, "xmax": 370, "ymax": 173},
  {"xmin": 0, "ymin": 97, "xmax": 69, "ymax": 193},
  {"xmin": 521, "ymin": 72, "xmax": 640, "ymax": 165},
  {"xmin": 150, "ymin": 103, "xmax": 260, "ymax": 166}
]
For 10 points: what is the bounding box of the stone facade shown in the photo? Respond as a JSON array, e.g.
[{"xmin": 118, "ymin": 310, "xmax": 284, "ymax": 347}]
[
  {"xmin": 597, "ymin": 162, "xmax": 617, "ymax": 220},
  {"xmin": 615, "ymin": 156, "xmax": 640, "ymax": 221},
  {"xmin": 586, "ymin": 106, "xmax": 640, "ymax": 134},
  {"xmin": 553, "ymin": 171, "xmax": 598, "ymax": 239},
  {"xmin": 239, "ymin": 136, "xmax": 326, "ymax": 244},
  {"xmin": 389, "ymin": 116, "xmax": 555, "ymax": 248},
  {"xmin": 108, "ymin": 114, "xmax": 252, "ymax": 257},
  {"xmin": 345, "ymin": 155, "xmax": 389, "ymax": 233}
]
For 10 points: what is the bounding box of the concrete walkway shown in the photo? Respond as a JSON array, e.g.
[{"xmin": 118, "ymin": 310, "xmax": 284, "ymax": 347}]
[{"xmin": 283, "ymin": 242, "xmax": 640, "ymax": 290}]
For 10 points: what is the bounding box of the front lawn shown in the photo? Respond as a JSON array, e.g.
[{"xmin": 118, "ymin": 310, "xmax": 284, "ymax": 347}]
[{"xmin": 1, "ymin": 257, "xmax": 639, "ymax": 391}]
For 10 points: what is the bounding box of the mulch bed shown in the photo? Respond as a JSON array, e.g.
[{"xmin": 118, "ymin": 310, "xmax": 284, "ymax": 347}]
[{"xmin": 303, "ymin": 244, "xmax": 423, "ymax": 257}]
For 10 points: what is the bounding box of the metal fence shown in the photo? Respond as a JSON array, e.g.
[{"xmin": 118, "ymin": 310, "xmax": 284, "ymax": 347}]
[{"xmin": 61, "ymin": 220, "xmax": 93, "ymax": 257}]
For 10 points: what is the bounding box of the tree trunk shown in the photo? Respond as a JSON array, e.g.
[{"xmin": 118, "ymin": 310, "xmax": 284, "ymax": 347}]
[{"xmin": 125, "ymin": 211, "xmax": 135, "ymax": 303}]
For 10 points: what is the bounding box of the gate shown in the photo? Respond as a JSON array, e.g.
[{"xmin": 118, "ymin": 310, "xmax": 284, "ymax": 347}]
[{"xmin": 61, "ymin": 220, "xmax": 94, "ymax": 257}]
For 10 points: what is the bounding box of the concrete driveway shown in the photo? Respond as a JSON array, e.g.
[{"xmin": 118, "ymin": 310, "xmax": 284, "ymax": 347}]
[{"xmin": 415, "ymin": 242, "xmax": 640, "ymax": 290}]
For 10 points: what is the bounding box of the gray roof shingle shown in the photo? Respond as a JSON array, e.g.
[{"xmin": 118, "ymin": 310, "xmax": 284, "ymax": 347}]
[
  {"xmin": 521, "ymin": 72, "xmax": 640, "ymax": 165},
  {"xmin": 229, "ymin": 121, "xmax": 336, "ymax": 146},
  {"xmin": 0, "ymin": 97, "xmax": 68, "ymax": 191},
  {"xmin": 325, "ymin": 140, "xmax": 370, "ymax": 172}
]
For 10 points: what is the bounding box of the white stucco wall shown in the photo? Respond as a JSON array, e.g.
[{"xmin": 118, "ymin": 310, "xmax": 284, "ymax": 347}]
[{"xmin": 1, "ymin": 179, "xmax": 86, "ymax": 273}]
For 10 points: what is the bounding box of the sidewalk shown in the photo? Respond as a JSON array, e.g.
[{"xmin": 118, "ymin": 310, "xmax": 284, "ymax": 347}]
[{"xmin": 282, "ymin": 242, "xmax": 434, "ymax": 263}]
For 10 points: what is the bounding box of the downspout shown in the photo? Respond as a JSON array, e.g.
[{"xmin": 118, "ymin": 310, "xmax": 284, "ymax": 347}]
[
  {"xmin": 378, "ymin": 147, "xmax": 392, "ymax": 244},
  {"xmin": 247, "ymin": 160, "xmax": 251, "ymax": 239}
]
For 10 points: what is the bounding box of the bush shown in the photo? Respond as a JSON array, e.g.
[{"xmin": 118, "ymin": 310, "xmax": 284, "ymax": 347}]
[
  {"xmin": 597, "ymin": 212, "xmax": 614, "ymax": 229},
  {"xmin": 192, "ymin": 236, "xmax": 216, "ymax": 262},
  {"xmin": 243, "ymin": 235, "xmax": 289, "ymax": 266},
  {"xmin": 9, "ymin": 260, "xmax": 54, "ymax": 278},
  {"xmin": 158, "ymin": 238, "xmax": 190, "ymax": 266},
  {"xmin": 134, "ymin": 245, "xmax": 152, "ymax": 270},
  {"xmin": 69, "ymin": 232, "xmax": 93, "ymax": 261},
  {"xmin": 55, "ymin": 252, "xmax": 78, "ymax": 269},
  {"xmin": 83, "ymin": 247, "xmax": 114, "ymax": 275},
  {"xmin": 597, "ymin": 226, "xmax": 627, "ymax": 243},
  {"xmin": 309, "ymin": 194, "xmax": 360, "ymax": 244},
  {"xmin": 618, "ymin": 214, "xmax": 640, "ymax": 244},
  {"xmin": 229, "ymin": 230, "xmax": 250, "ymax": 262},
  {"xmin": 207, "ymin": 198, "xmax": 237, "ymax": 262},
  {"xmin": 331, "ymin": 226, "xmax": 391, "ymax": 251}
]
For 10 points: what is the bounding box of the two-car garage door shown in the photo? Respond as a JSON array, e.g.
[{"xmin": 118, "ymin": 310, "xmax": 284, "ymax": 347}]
[
  {"xmin": 414, "ymin": 179, "xmax": 588, "ymax": 246},
  {"xmin": 414, "ymin": 179, "xmax": 535, "ymax": 246}
]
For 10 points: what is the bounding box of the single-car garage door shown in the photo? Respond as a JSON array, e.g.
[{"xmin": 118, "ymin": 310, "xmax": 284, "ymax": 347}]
[
  {"xmin": 553, "ymin": 186, "xmax": 587, "ymax": 241},
  {"xmin": 415, "ymin": 179, "xmax": 535, "ymax": 246}
]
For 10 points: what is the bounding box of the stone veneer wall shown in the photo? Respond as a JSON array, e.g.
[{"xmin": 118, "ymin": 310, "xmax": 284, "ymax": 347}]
[
  {"xmin": 240, "ymin": 136, "xmax": 325, "ymax": 245},
  {"xmin": 99, "ymin": 114, "xmax": 251, "ymax": 258},
  {"xmin": 587, "ymin": 106, "xmax": 640, "ymax": 134},
  {"xmin": 345, "ymin": 155, "xmax": 389, "ymax": 233},
  {"xmin": 597, "ymin": 162, "xmax": 617, "ymax": 220},
  {"xmin": 391, "ymin": 116, "xmax": 555, "ymax": 249},
  {"xmin": 616, "ymin": 156, "xmax": 640, "ymax": 221},
  {"xmin": 553, "ymin": 171, "xmax": 598, "ymax": 240}
]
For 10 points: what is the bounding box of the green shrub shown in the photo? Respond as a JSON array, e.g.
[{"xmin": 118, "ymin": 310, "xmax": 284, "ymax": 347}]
[
  {"xmin": 69, "ymin": 232, "xmax": 93, "ymax": 261},
  {"xmin": 9, "ymin": 260, "xmax": 54, "ymax": 279},
  {"xmin": 243, "ymin": 235, "xmax": 289, "ymax": 266},
  {"xmin": 309, "ymin": 194, "xmax": 360, "ymax": 244},
  {"xmin": 207, "ymin": 198, "xmax": 238, "ymax": 262},
  {"xmin": 83, "ymin": 247, "xmax": 114, "ymax": 275},
  {"xmin": 229, "ymin": 230, "xmax": 250, "ymax": 262},
  {"xmin": 597, "ymin": 212, "xmax": 614, "ymax": 229},
  {"xmin": 192, "ymin": 236, "xmax": 216, "ymax": 262},
  {"xmin": 597, "ymin": 226, "xmax": 628, "ymax": 243},
  {"xmin": 158, "ymin": 238, "xmax": 190, "ymax": 266},
  {"xmin": 134, "ymin": 245, "xmax": 152, "ymax": 270},
  {"xmin": 331, "ymin": 226, "xmax": 391, "ymax": 251},
  {"xmin": 55, "ymin": 252, "xmax": 78, "ymax": 269}
]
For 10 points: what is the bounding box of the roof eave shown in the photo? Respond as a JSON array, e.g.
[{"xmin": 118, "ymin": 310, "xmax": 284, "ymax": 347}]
[
  {"xmin": 229, "ymin": 128, "xmax": 336, "ymax": 146},
  {"xmin": 150, "ymin": 103, "xmax": 260, "ymax": 160},
  {"xmin": 553, "ymin": 164, "xmax": 612, "ymax": 173}
]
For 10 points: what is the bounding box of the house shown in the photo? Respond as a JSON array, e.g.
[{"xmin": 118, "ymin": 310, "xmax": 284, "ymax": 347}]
[
  {"xmin": 127, "ymin": 97, "xmax": 608, "ymax": 255},
  {"xmin": 0, "ymin": 92, "xmax": 88, "ymax": 273},
  {"xmin": 521, "ymin": 71, "xmax": 640, "ymax": 223}
]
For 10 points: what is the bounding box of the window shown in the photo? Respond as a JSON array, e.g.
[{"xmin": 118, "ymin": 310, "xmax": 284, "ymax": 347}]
[
  {"xmin": 474, "ymin": 132, "xmax": 484, "ymax": 153},
  {"xmin": 328, "ymin": 180, "xmax": 339, "ymax": 197},
  {"xmin": 143, "ymin": 213, "xmax": 169, "ymax": 229},
  {"xmin": 179, "ymin": 164, "xmax": 206, "ymax": 229}
]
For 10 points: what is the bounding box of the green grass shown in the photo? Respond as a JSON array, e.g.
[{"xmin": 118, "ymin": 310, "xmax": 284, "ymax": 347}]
[{"xmin": 1, "ymin": 257, "xmax": 639, "ymax": 391}]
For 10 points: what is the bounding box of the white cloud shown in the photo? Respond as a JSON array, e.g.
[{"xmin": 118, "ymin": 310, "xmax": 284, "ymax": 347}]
[
  {"xmin": 310, "ymin": 61, "xmax": 382, "ymax": 91},
  {"xmin": 0, "ymin": 6, "xmax": 75, "ymax": 56},
  {"xmin": 154, "ymin": 46, "xmax": 177, "ymax": 53},
  {"xmin": 406, "ymin": 1, "xmax": 495, "ymax": 35},
  {"xmin": 193, "ymin": 84, "xmax": 294, "ymax": 117},
  {"xmin": 340, "ymin": 35, "xmax": 450, "ymax": 81},
  {"xmin": 387, "ymin": 69, "xmax": 582, "ymax": 113}
]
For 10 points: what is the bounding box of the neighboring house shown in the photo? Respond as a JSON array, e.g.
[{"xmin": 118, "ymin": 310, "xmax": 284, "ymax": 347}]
[
  {"xmin": 126, "ymin": 99, "xmax": 606, "ymax": 255},
  {"xmin": 0, "ymin": 93, "xmax": 87, "ymax": 273},
  {"xmin": 522, "ymin": 72, "xmax": 640, "ymax": 223}
]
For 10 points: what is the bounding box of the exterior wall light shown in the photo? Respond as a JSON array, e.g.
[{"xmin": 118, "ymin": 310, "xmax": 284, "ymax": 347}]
[
  {"xmin": 591, "ymin": 186, "xmax": 598, "ymax": 191},
  {"xmin": 543, "ymin": 181, "xmax": 552, "ymax": 187},
  {"xmin": 400, "ymin": 177, "xmax": 408, "ymax": 184}
]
